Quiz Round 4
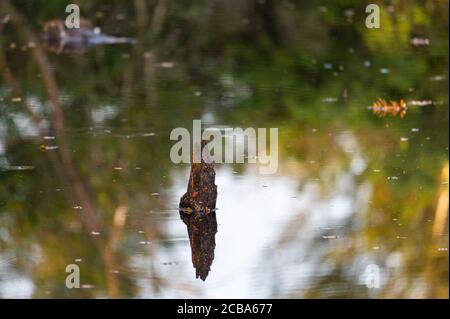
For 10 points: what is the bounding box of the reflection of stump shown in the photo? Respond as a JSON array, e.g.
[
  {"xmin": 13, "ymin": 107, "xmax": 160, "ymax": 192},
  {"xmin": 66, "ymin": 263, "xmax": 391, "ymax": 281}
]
[{"xmin": 179, "ymin": 141, "xmax": 218, "ymax": 281}]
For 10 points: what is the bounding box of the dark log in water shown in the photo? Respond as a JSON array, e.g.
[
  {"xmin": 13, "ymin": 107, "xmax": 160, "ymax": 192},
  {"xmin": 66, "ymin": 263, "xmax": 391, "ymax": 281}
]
[
  {"xmin": 179, "ymin": 141, "xmax": 218, "ymax": 281},
  {"xmin": 42, "ymin": 19, "xmax": 135, "ymax": 54}
]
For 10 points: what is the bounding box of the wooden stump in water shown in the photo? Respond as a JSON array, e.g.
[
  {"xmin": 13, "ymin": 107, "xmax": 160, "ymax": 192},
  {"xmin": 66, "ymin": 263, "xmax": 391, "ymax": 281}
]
[{"xmin": 179, "ymin": 141, "xmax": 218, "ymax": 280}]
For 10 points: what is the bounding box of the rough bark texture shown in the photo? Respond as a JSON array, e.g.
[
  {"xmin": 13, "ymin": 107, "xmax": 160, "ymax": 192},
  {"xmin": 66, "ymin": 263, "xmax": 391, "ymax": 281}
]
[{"xmin": 179, "ymin": 141, "xmax": 218, "ymax": 281}]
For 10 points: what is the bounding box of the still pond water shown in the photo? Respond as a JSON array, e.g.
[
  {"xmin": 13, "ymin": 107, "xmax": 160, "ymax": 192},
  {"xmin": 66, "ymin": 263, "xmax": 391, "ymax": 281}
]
[{"xmin": 0, "ymin": 1, "xmax": 448, "ymax": 298}]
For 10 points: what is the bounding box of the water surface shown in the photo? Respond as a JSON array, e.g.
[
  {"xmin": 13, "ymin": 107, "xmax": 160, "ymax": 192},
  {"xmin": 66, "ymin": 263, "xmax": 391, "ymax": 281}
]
[{"xmin": 0, "ymin": 1, "xmax": 448, "ymax": 298}]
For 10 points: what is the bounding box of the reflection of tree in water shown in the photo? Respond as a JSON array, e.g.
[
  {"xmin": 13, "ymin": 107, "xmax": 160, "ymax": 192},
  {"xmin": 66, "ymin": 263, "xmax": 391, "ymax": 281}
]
[
  {"xmin": 0, "ymin": 1, "xmax": 180, "ymax": 297},
  {"xmin": 0, "ymin": 0, "xmax": 447, "ymax": 298},
  {"xmin": 0, "ymin": 2, "xmax": 121, "ymax": 297},
  {"xmin": 254, "ymin": 134, "xmax": 448, "ymax": 298},
  {"xmin": 179, "ymin": 141, "xmax": 218, "ymax": 281}
]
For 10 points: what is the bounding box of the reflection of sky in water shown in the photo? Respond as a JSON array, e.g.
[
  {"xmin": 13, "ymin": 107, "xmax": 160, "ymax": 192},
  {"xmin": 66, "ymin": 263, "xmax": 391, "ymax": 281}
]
[
  {"xmin": 130, "ymin": 168, "xmax": 304, "ymax": 298},
  {"xmin": 0, "ymin": 251, "xmax": 36, "ymax": 298},
  {"xmin": 125, "ymin": 133, "xmax": 378, "ymax": 298},
  {"xmin": 91, "ymin": 105, "xmax": 119, "ymax": 124}
]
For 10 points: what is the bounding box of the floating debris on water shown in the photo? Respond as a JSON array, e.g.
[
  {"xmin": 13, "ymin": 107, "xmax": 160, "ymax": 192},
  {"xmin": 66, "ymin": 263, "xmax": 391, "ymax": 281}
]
[
  {"xmin": 113, "ymin": 167, "xmax": 123, "ymax": 170},
  {"xmin": 151, "ymin": 193, "xmax": 160, "ymax": 196},
  {"xmin": 11, "ymin": 97, "xmax": 22, "ymax": 103},
  {"xmin": 40, "ymin": 144, "xmax": 59, "ymax": 151},
  {"xmin": 141, "ymin": 132, "xmax": 156, "ymax": 137},
  {"xmin": 159, "ymin": 62, "xmax": 175, "ymax": 68},
  {"xmin": 162, "ymin": 261, "xmax": 179, "ymax": 266},
  {"xmin": 322, "ymin": 235, "xmax": 340, "ymax": 239},
  {"xmin": 81, "ymin": 284, "xmax": 95, "ymax": 289},
  {"xmin": 410, "ymin": 37, "xmax": 430, "ymax": 47},
  {"xmin": 2, "ymin": 165, "xmax": 35, "ymax": 171},
  {"xmin": 73, "ymin": 206, "xmax": 83, "ymax": 210},
  {"xmin": 400, "ymin": 137, "xmax": 409, "ymax": 142},
  {"xmin": 387, "ymin": 176, "xmax": 399, "ymax": 180},
  {"xmin": 409, "ymin": 100, "xmax": 433, "ymax": 106},
  {"xmin": 380, "ymin": 68, "xmax": 390, "ymax": 74},
  {"xmin": 411, "ymin": 128, "xmax": 420, "ymax": 132},
  {"xmin": 322, "ymin": 97, "xmax": 338, "ymax": 103},
  {"xmin": 90, "ymin": 231, "xmax": 101, "ymax": 236},
  {"xmin": 370, "ymin": 98, "xmax": 407, "ymax": 118},
  {"xmin": 430, "ymin": 75, "xmax": 445, "ymax": 81},
  {"xmin": 139, "ymin": 240, "xmax": 151, "ymax": 245}
]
